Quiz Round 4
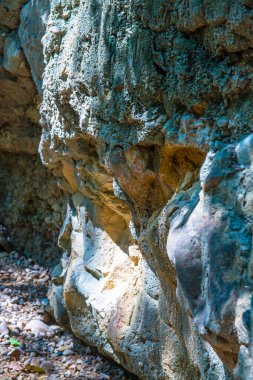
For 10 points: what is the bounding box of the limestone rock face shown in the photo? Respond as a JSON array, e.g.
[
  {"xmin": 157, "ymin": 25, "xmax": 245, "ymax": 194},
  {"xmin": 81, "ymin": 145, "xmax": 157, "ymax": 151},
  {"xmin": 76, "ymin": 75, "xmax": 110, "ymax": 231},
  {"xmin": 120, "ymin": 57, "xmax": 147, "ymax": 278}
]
[
  {"xmin": 168, "ymin": 135, "xmax": 253, "ymax": 371},
  {"xmin": 19, "ymin": 0, "xmax": 50, "ymax": 94},
  {"xmin": 0, "ymin": 0, "xmax": 64, "ymax": 263},
  {"xmin": 38, "ymin": 1, "xmax": 253, "ymax": 378},
  {"xmin": 1, "ymin": 0, "xmax": 253, "ymax": 379}
]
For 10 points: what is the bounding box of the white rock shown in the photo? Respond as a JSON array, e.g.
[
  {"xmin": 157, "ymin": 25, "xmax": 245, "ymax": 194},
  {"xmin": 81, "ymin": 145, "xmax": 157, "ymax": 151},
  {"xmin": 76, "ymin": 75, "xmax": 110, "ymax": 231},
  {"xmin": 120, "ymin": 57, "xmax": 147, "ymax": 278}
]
[
  {"xmin": 62, "ymin": 349, "xmax": 74, "ymax": 356},
  {"xmin": 25, "ymin": 319, "xmax": 52, "ymax": 335},
  {"xmin": 0, "ymin": 320, "xmax": 8, "ymax": 335}
]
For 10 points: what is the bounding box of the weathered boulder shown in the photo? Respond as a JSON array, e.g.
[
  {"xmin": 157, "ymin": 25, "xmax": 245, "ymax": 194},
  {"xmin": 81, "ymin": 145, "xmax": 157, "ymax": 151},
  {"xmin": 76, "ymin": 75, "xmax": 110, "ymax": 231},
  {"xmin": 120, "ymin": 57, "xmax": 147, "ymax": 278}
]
[
  {"xmin": 37, "ymin": 1, "xmax": 253, "ymax": 378},
  {"xmin": 1, "ymin": 0, "xmax": 253, "ymax": 379}
]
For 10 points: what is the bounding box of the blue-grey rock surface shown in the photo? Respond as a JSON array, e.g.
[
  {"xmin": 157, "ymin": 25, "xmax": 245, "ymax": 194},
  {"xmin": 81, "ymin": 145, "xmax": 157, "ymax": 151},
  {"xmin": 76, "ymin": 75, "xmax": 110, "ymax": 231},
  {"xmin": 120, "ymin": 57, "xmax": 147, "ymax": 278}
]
[{"xmin": 1, "ymin": 0, "xmax": 253, "ymax": 379}]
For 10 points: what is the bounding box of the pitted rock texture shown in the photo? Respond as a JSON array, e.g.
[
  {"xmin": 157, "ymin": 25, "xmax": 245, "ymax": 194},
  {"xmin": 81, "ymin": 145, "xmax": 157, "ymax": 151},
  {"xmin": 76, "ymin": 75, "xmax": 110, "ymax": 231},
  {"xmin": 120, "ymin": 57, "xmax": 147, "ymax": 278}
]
[
  {"xmin": 38, "ymin": 0, "xmax": 253, "ymax": 379},
  {"xmin": 168, "ymin": 135, "xmax": 253, "ymax": 371},
  {"xmin": 1, "ymin": 0, "xmax": 253, "ymax": 379}
]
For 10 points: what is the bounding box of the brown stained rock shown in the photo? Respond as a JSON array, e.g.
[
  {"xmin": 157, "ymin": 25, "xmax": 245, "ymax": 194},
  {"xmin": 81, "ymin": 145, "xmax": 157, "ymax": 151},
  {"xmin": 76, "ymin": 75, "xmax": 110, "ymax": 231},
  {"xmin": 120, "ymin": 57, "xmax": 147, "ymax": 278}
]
[
  {"xmin": 61, "ymin": 161, "xmax": 78, "ymax": 194},
  {"xmin": 191, "ymin": 102, "xmax": 207, "ymax": 116},
  {"xmin": 9, "ymin": 348, "xmax": 21, "ymax": 361},
  {"xmin": 1, "ymin": 0, "xmax": 253, "ymax": 379},
  {"xmin": 109, "ymin": 144, "xmax": 203, "ymax": 218},
  {"xmin": 25, "ymin": 358, "xmax": 46, "ymax": 374},
  {"xmin": 43, "ymin": 312, "xmax": 51, "ymax": 324}
]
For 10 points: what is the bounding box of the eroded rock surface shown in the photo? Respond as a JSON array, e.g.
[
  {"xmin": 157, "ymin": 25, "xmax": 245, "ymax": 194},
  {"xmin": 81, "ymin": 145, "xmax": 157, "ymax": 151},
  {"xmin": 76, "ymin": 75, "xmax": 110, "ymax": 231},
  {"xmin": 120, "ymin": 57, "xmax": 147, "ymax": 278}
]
[
  {"xmin": 0, "ymin": 0, "xmax": 64, "ymax": 263},
  {"xmin": 168, "ymin": 135, "xmax": 253, "ymax": 371},
  {"xmin": 1, "ymin": 0, "xmax": 253, "ymax": 379}
]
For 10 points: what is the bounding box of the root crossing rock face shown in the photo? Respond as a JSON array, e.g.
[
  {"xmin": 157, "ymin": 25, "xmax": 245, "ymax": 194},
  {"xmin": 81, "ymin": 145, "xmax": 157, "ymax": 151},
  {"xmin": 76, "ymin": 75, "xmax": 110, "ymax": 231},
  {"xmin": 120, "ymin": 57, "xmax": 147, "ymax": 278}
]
[{"xmin": 1, "ymin": 0, "xmax": 253, "ymax": 379}]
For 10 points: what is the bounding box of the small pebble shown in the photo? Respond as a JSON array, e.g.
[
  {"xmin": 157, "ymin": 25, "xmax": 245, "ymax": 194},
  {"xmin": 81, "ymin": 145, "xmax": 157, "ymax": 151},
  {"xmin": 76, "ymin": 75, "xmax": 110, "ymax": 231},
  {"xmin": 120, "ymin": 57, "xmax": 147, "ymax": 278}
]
[
  {"xmin": 63, "ymin": 349, "xmax": 74, "ymax": 356},
  {"xmin": 0, "ymin": 320, "xmax": 9, "ymax": 335},
  {"xmin": 40, "ymin": 298, "xmax": 49, "ymax": 307},
  {"xmin": 9, "ymin": 348, "xmax": 22, "ymax": 361}
]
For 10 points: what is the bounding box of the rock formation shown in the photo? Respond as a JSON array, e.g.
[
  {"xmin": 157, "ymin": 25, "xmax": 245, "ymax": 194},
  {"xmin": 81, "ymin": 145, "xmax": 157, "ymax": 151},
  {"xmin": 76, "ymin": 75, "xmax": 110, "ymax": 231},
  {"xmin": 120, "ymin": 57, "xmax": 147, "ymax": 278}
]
[
  {"xmin": 0, "ymin": 0, "xmax": 63, "ymax": 263},
  {"xmin": 1, "ymin": 0, "xmax": 253, "ymax": 379}
]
